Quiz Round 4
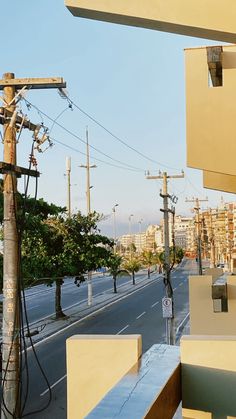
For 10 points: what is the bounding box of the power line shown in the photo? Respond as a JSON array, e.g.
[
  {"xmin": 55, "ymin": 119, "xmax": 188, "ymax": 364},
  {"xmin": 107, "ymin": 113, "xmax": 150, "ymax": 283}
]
[
  {"xmin": 23, "ymin": 99, "xmax": 145, "ymax": 173},
  {"xmin": 65, "ymin": 95, "xmax": 181, "ymax": 171},
  {"xmin": 51, "ymin": 137, "xmax": 143, "ymax": 172}
]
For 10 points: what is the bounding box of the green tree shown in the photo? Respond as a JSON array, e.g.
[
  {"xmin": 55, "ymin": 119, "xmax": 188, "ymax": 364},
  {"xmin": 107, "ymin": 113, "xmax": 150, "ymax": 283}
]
[
  {"xmin": 123, "ymin": 257, "xmax": 141, "ymax": 285},
  {"xmin": 22, "ymin": 211, "xmax": 113, "ymax": 318}
]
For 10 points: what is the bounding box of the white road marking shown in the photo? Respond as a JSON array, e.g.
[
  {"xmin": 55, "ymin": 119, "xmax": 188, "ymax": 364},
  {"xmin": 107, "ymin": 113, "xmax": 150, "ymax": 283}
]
[
  {"xmin": 173, "ymin": 287, "xmax": 177, "ymax": 291},
  {"xmin": 40, "ymin": 374, "xmax": 67, "ymax": 397},
  {"xmin": 179, "ymin": 283, "xmax": 183, "ymax": 287},
  {"xmin": 176, "ymin": 312, "xmax": 190, "ymax": 335},
  {"xmin": 116, "ymin": 324, "xmax": 129, "ymax": 335},
  {"xmin": 136, "ymin": 311, "xmax": 146, "ymax": 319},
  {"xmin": 151, "ymin": 301, "xmax": 159, "ymax": 308},
  {"xmin": 28, "ymin": 277, "xmax": 157, "ymax": 350},
  {"xmin": 27, "ymin": 305, "xmax": 39, "ymax": 310}
]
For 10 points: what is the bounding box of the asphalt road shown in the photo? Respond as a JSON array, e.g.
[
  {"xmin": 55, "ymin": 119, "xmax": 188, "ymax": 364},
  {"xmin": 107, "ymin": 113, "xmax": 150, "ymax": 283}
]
[
  {"xmin": 1, "ymin": 271, "xmax": 149, "ymax": 326},
  {"xmin": 21, "ymin": 258, "xmax": 196, "ymax": 418}
]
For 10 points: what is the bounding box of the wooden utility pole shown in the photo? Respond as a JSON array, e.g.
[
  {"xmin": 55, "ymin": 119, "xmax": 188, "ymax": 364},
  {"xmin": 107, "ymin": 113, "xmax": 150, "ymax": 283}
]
[
  {"xmin": 146, "ymin": 170, "xmax": 184, "ymax": 345},
  {"xmin": 80, "ymin": 127, "xmax": 96, "ymax": 306},
  {"xmin": 66, "ymin": 156, "xmax": 71, "ymax": 218},
  {"xmin": 186, "ymin": 197, "xmax": 208, "ymax": 275},
  {"xmin": 0, "ymin": 73, "xmax": 66, "ymax": 419}
]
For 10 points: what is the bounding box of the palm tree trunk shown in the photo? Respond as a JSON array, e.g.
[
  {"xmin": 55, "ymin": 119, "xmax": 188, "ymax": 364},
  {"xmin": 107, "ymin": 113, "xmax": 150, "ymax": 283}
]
[
  {"xmin": 113, "ymin": 275, "xmax": 117, "ymax": 293},
  {"xmin": 132, "ymin": 272, "xmax": 135, "ymax": 285},
  {"xmin": 55, "ymin": 278, "xmax": 66, "ymax": 319}
]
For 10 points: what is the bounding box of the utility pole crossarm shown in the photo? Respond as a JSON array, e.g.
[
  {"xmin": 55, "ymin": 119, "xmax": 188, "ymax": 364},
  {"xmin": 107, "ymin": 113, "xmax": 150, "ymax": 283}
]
[
  {"xmin": 0, "ymin": 108, "xmax": 39, "ymax": 132},
  {"xmin": 0, "ymin": 77, "xmax": 66, "ymax": 90},
  {"xmin": 0, "ymin": 162, "xmax": 40, "ymax": 178},
  {"xmin": 146, "ymin": 175, "xmax": 163, "ymax": 180}
]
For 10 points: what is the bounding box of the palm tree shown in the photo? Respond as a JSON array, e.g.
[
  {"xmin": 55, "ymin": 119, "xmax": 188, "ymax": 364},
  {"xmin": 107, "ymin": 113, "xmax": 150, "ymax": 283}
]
[
  {"xmin": 107, "ymin": 254, "xmax": 126, "ymax": 293},
  {"xmin": 123, "ymin": 257, "xmax": 141, "ymax": 285},
  {"xmin": 141, "ymin": 250, "xmax": 154, "ymax": 278}
]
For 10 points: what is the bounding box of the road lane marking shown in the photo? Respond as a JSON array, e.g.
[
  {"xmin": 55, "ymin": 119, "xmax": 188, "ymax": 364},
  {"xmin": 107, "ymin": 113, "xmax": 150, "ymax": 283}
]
[
  {"xmin": 40, "ymin": 374, "xmax": 67, "ymax": 397},
  {"xmin": 179, "ymin": 283, "xmax": 183, "ymax": 287},
  {"xmin": 29, "ymin": 276, "xmax": 160, "ymax": 349},
  {"xmin": 176, "ymin": 312, "xmax": 190, "ymax": 335},
  {"xmin": 136, "ymin": 311, "xmax": 146, "ymax": 319},
  {"xmin": 151, "ymin": 301, "xmax": 159, "ymax": 308},
  {"xmin": 27, "ymin": 305, "xmax": 39, "ymax": 310},
  {"xmin": 173, "ymin": 287, "xmax": 177, "ymax": 291},
  {"xmin": 116, "ymin": 324, "xmax": 129, "ymax": 335}
]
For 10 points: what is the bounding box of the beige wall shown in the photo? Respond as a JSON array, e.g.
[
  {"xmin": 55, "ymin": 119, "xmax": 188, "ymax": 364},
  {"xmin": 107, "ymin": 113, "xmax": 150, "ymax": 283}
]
[
  {"xmin": 181, "ymin": 336, "xmax": 236, "ymax": 419},
  {"xmin": 203, "ymin": 171, "xmax": 236, "ymax": 194},
  {"xmin": 189, "ymin": 275, "xmax": 236, "ymax": 335},
  {"xmin": 66, "ymin": 334, "xmax": 142, "ymax": 419},
  {"xmin": 65, "ymin": 0, "xmax": 236, "ymax": 42},
  {"xmin": 186, "ymin": 45, "xmax": 236, "ymax": 176}
]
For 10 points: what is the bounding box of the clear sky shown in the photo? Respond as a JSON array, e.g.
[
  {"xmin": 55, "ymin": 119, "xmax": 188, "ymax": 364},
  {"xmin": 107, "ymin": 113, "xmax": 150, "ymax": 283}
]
[{"xmin": 1, "ymin": 1, "xmax": 234, "ymax": 237}]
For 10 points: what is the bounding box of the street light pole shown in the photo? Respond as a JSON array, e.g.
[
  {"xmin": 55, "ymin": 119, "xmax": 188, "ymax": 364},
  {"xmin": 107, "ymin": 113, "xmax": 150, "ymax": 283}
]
[
  {"xmin": 66, "ymin": 156, "xmax": 71, "ymax": 218},
  {"xmin": 112, "ymin": 204, "xmax": 119, "ymax": 253},
  {"xmin": 80, "ymin": 127, "xmax": 97, "ymax": 306},
  {"xmin": 138, "ymin": 219, "xmax": 143, "ymax": 254},
  {"xmin": 129, "ymin": 214, "xmax": 134, "ymax": 260}
]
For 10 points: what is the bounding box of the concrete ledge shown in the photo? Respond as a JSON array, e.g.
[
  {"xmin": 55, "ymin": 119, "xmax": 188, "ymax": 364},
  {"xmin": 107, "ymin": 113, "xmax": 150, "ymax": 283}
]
[
  {"xmin": 86, "ymin": 344, "xmax": 181, "ymax": 419},
  {"xmin": 67, "ymin": 334, "xmax": 142, "ymax": 419},
  {"xmin": 65, "ymin": 0, "xmax": 236, "ymax": 43}
]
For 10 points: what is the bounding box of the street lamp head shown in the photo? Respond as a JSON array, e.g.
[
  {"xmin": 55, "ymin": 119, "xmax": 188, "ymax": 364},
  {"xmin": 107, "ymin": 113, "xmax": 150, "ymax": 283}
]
[{"xmin": 112, "ymin": 203, "xmax": 119, "ymax": 212}]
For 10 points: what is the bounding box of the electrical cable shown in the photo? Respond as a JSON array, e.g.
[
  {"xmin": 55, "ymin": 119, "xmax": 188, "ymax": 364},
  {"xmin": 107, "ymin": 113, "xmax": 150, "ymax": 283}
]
[
  {"xmin": 65, "ymin": 95, "xmax": 181, "ymax": 171},
  {"xmin": 19, "ymin": 145, "xmax": 52, "ymax": 417},
  {"xmin": 48, "ymin": 106, "xmax": 70, "ymax": 135},
  {"xmin": 51, "ymin": 137, "xmax": 143, "ymax": 172},
  {"xmin": 22, "ymin": 98, "xmax": 146, "ymax": 173}
]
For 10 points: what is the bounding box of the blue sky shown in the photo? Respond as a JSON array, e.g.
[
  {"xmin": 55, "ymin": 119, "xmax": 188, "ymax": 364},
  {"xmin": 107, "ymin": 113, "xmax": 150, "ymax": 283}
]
[{"xmin": 1, "ymin": 1, "xmax": 234, "ymax": 236}]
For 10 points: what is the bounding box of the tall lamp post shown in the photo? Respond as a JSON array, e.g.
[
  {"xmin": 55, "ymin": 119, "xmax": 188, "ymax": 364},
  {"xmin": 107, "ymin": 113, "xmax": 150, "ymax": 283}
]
[
  {"xmin": 138, "ymin": 218, "xmax": 143, "ymax": 254},
  {"xmin": 66, "ymin": 156, "xmax": 71, "ymax": 218},
  {"xmin": 112, "ymin": 204, "xmax": 119, "ymax": 253},
  {"xmin": 129, "ymin": 214, "xmax": 134, "ymax": 259},
  {"xmin": 80, "ymin": 127, "xmax": 97, "ymax": 306}
]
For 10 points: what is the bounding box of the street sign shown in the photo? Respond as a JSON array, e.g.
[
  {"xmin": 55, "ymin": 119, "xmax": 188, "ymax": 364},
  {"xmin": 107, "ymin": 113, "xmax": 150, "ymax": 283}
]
[{"xmin": 162, "ymin": 297, "xmax": 173, "ymax": 318}]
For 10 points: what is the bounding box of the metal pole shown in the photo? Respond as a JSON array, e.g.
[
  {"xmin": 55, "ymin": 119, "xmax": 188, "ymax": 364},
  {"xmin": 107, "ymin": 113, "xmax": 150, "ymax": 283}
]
[
  {"xmin": 79, "ymin": 128, "xmax": 97, "ymax": 306},
  {"xmin": 86, "ymin": 127, "xmax": 92, "ymax": 305},
  {"xmin": 112, "ymin": 204, "xmax": 118, "ymax": 254},
  {"xmin": 66, "ymin": 156, "xmax": 71, "ymax": 218},
  {"xmin": 129, "ymin": 214, "xmax": 133, "ymax": 260},
  {"xmin": 2, "ymin": 72, "xmax": 20, "ymax": 418},
  {"xmin": 139, "ymin": 219, "xmax": 143, "ymax": 254},
  {"xmin": 86, "ymin": 127, "xmax": 91, "ymax": 215}
]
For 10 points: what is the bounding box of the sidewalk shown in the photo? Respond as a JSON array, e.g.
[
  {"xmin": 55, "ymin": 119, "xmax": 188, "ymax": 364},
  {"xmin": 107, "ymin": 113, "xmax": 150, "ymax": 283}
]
[{"xmin": 27, "ymin": 271, "xmax": 159, "ymax": 346}]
